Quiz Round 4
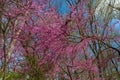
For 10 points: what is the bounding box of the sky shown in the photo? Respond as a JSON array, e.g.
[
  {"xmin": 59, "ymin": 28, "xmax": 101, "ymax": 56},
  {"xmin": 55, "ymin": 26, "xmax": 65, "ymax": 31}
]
[
  {"xmin": 111, "ymin": 19, "xmax": 120, "ymax": 34},
  {"xmin": 52, "ymin": 0, "xmax": 72, "ymax": 14}
]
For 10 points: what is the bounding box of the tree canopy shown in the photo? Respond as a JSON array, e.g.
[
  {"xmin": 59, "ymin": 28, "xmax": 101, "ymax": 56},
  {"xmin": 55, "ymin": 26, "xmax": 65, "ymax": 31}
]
[{"xmin": 0, "ymin": 0, "xmax": 120, "ymax": 80}]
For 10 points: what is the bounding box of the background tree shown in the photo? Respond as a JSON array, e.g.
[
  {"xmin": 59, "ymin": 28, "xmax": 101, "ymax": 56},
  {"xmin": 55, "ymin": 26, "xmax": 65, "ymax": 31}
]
[{"xmin": 0, "ymin": 0, "xmax": 120, "ymax": 80}]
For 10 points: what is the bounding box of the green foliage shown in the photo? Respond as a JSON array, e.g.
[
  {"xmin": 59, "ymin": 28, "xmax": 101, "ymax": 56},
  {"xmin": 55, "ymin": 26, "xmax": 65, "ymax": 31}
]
[{"xmin": 0, "ymin": 71, "xmax": 26, "ymax": 80}]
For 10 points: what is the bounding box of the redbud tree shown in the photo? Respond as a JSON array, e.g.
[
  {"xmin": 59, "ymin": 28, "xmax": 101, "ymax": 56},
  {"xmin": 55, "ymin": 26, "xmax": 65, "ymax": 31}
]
[{"xmin": 0, "ymin": 0, "xmax": 120, "ymax": 80}]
